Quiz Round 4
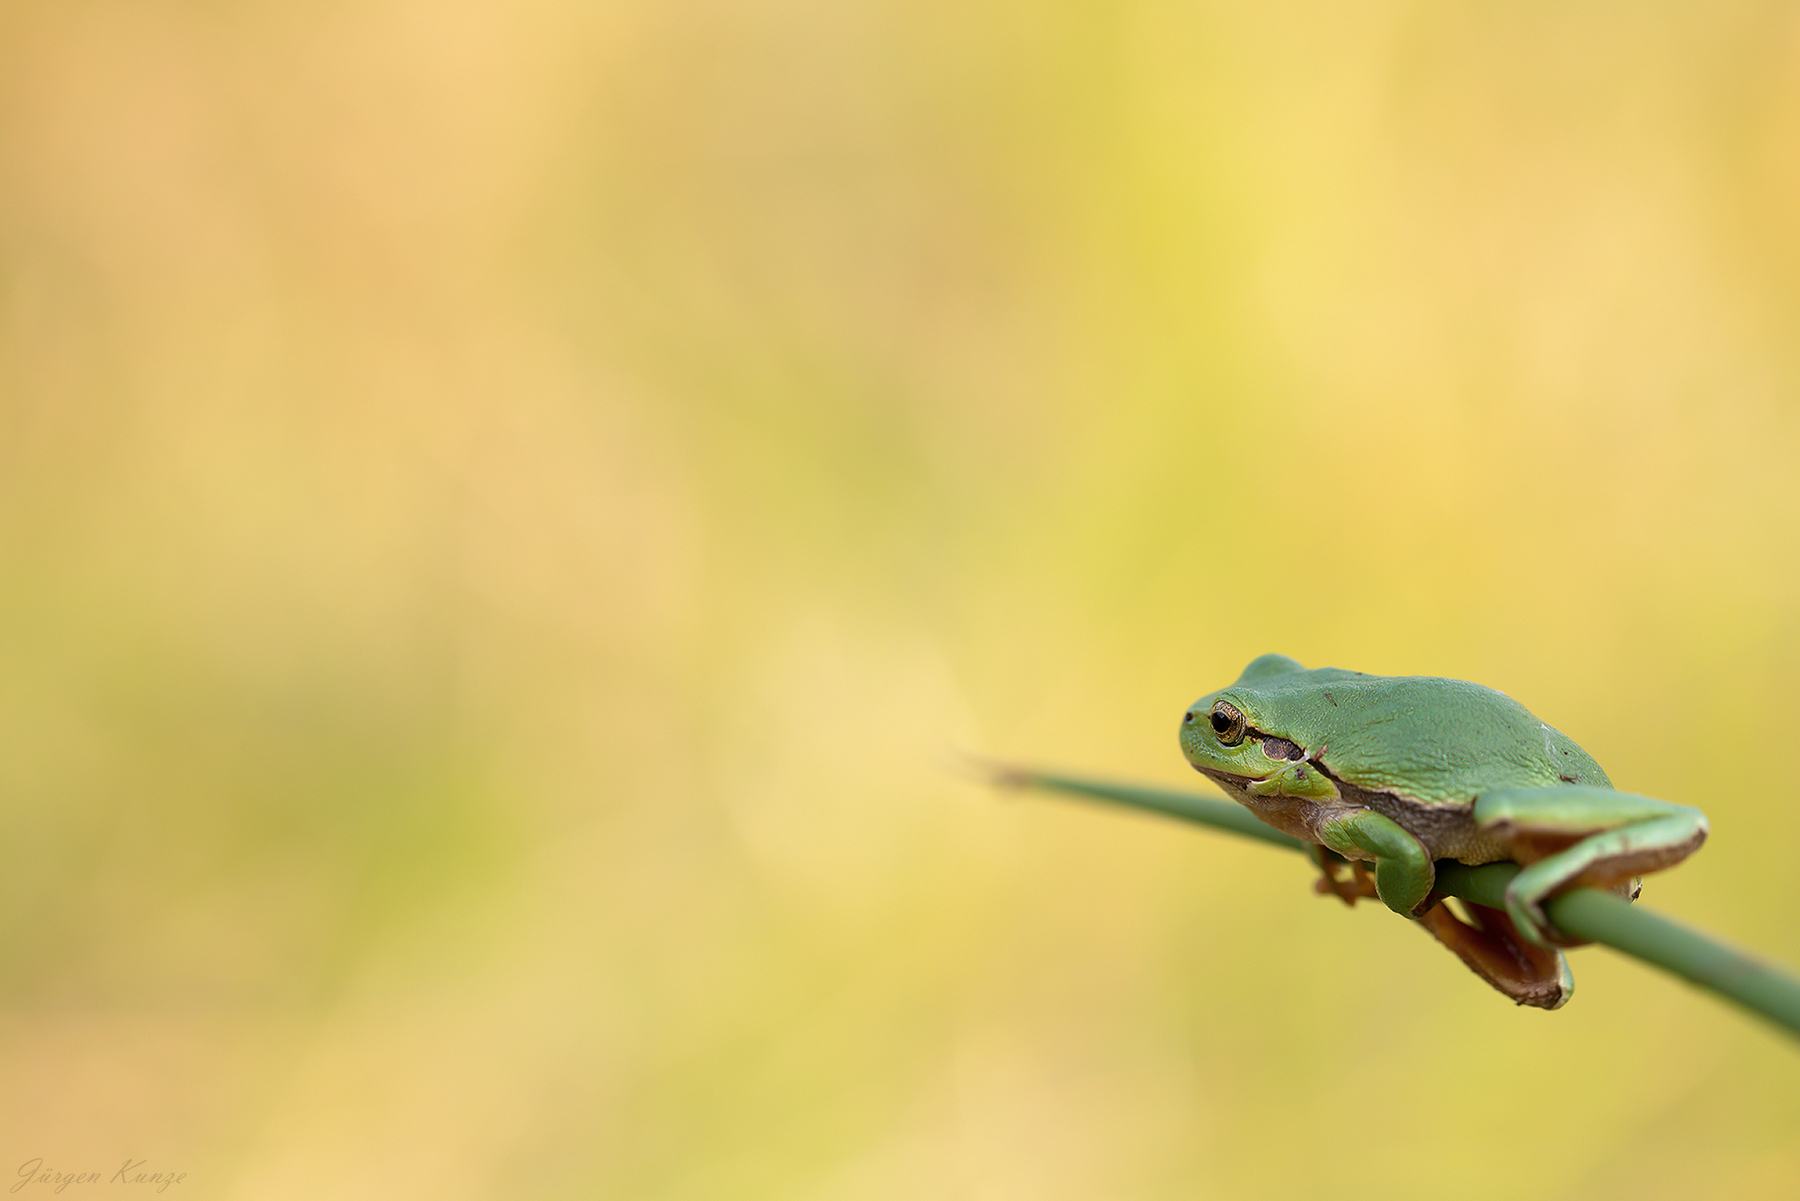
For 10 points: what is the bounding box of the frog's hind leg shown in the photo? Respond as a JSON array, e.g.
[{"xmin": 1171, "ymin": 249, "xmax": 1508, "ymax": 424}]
[
  {"xmin": 1415, "ymin": 899, "xmax": 1573, "ymax": 1010},
  {"xmin": 1474, "ymin": 786, "xmax": 1707, "ymax": 948}
]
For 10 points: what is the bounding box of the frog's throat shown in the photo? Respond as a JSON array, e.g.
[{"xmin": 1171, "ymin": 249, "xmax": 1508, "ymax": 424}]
[
  {"xmin": 1190, "ymin": 761, "xmax": 1352, "ymax": 846},
  {"xmin": 1189, "ymin": 758, "xmax": 1343, "ymax": 800}
]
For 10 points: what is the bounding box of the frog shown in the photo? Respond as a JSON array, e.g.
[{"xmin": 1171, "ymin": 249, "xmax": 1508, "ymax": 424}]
[{"xmin": 1179, "ymin": 654, "xmax": 1708, "ymax": 1009}]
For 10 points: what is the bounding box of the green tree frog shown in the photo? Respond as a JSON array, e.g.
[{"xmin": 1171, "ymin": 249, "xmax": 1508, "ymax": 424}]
[{"xmin": 1180, "ymin": 654, "xmax": 1708, "ymax": 1009}]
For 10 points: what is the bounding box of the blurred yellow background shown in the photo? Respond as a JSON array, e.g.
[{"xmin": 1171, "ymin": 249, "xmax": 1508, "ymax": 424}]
[{"xmin": 3, "ymin": 1, "xmax": 1798, "ymax": 1197}]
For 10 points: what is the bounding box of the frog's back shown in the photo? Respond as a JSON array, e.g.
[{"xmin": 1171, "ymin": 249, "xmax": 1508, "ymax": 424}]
[{"xmin": 1246, "ymin": 664, "xmax": 1610, "ymax": 805}]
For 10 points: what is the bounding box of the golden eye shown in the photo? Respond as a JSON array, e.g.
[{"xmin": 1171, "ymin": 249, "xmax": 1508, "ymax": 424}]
[{"xmin": 1209, "ymin": 701, "xmax": 1246, "ymax": 746}]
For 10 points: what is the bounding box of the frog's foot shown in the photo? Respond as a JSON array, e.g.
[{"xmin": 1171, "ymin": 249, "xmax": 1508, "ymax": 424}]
[
  {"xmin": 1309, "ymin": 847, "xmax": 1379, "ymax": 906},
  {"xmin": 1416, "ymin": 899, "xmax": 1573, "ymax": 1010},
  {"xmin": 1474, "ymin": 787, "xmax": 1708, "ymax": 948}
]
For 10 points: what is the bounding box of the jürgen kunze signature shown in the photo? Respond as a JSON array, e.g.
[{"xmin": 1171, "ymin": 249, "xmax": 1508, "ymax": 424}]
[{"xmin": 12, "ymin": 1160, "xmax": 185, "ymax": 1194}]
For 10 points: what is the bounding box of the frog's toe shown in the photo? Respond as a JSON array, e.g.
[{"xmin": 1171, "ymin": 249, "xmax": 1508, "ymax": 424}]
[{"xmin": 1502, "ymin": 883, "xmax": 1586, "ymax": 949}]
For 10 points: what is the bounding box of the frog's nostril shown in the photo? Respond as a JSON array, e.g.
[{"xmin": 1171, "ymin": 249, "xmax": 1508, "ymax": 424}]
[{"xmin": 1183, "ymin": 711, "xmax": 1194, "ymax": 723}]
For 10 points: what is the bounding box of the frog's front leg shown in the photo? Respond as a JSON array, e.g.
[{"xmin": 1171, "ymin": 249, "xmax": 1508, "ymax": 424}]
[
  {"xmin": 1473, "ymin": 786, "xmax": 1708, "ymax": 948},
  {"xmin": 1315, "ymin": 809, "xmax": 1435, "ymax": 917}
]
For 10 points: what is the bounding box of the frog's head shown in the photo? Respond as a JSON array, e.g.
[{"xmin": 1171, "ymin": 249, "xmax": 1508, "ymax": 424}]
[{"xmin": 1179, "ymin": 654, "xmax": 1317, "ymax": 788}]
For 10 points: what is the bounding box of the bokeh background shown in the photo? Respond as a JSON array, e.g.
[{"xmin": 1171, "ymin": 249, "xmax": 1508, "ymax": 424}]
[{"xmin": 3, "ymin": 1, "xmax": 1799, "ymax": 1197}]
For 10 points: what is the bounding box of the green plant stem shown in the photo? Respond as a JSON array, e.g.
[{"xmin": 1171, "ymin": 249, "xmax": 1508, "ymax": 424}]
[{"xmin": 995, "ymin": 766, "xmax": 1800, "ymax": 1042}]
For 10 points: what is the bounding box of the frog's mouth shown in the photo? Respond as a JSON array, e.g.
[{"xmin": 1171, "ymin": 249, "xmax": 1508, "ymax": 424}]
[
  {"xmin": 1190, "ymin": 762, "xmax": 1279, "ymax": 796},
  {"xmin": 1187, "ymin": 730, "xmax": 1342, "ymax": 795},
  {"xmin": 1188, "ymin": 763, "xmax": 1256, "ymax": 797}
]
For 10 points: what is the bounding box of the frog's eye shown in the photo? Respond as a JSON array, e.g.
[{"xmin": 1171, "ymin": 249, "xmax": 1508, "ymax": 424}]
[{"xmin": 1209, "ymin": 701, "xmax": 1246, "ymax": 746}]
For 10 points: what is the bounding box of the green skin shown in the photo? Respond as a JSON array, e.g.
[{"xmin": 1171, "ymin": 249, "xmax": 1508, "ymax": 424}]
[{"xmin": 1181, "ymin": 654, "xmax": 1708, "ymax": 1009}]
